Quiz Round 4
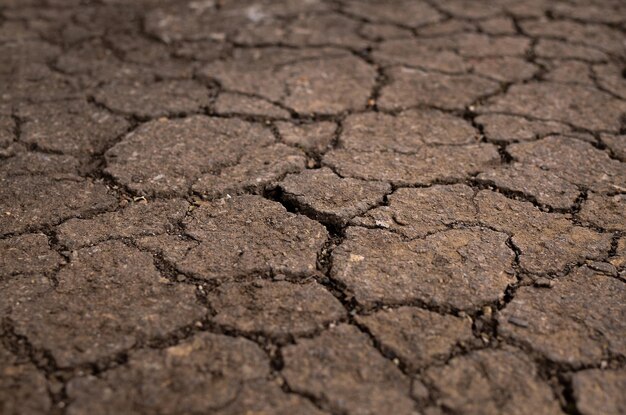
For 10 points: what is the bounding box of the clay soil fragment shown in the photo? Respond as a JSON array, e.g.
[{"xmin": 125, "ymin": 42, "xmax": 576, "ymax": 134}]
[
  {"xmin": 339, "ymin": 109, "xmax": 478, "ymax": 151},
  {"xmin": 56, "ymin": 199, "xmax": 189, "ymax": 250},
  {"xmin": 344, "ymin": 0, "xmax": 442, "ymax": 27},
  {"xmin": 357, "ymin": 307, "xmax": 473, "ymax": 369},
  {"xmin": 323, "ymin": 144, "xmax": 499, "ymax": 186},
  {"xmin": 234, "ymin": 12, "xmax": 367, "ymax": 49},
  {"xmin": 17, "ymin": 99, "xmax": 129, "ymax": 156},
  {"xmin": 425, "ymin": 347, "xmax": 564, "ymax": 415},
  {"xmin": 0, "ymin": 176, "xmax": 116, "ymax": 236},
  {"xmin": 66, "ymin": 332, "xmax": 320, "ymax": 415},
  {"xmin": 278, "ymin": 167, "xmax": 391, "ymax": 226},
  {"xmin": 579, "ymin": 193, "xmax": 625, "ymax": 231},
  {"xmin": 207, "ymin": 279, "xmax": 345, "ymax": 340},
  {"xmin": 177, "ymin": 195, "xmax": 327, "ymax": 280},
  {"xmin": 200, "ymin": 48, "xmax": 376, "ymax": 114},
  {"xmin": 478, "ymin": 83, "xmax": 626, "ymax": 131},
  {"xmin": 275, "ymin": 121, "xmax": 336, "ymax": 154},
  {"xmin": 498, "ymin": 266, "xmax": 626, "ymax": 366},
  {"xmin": 572, "ymin": 369, "xmax": 626, "ymax": 415},
  {"xmin": 192, "ymin": 143, "xmax": 306, "ymax": 199},
  {"xmin": 477, "ymin": 191, "xmax": 611, "ymax": 274},
  {"xmin": 379, "ymin": 67, "xmax": 500, "ymax": 110},
  {"xmin": 105, "ymin": 115, "xmax": 275, "ymax": 196},
  {"xmin": 508, "ymin": 136, "xmax": 626, "ymax": 193},
  {"xmin": 0, "ymin": 233, "xmax": 63, "ymax": 277},
  {"xmin": 477, "ymin": 163, "xmax": 580, "ymax": 210},
  {"xmin": 474, "ymin": 114, "xmax": 572, "ymax": 143},
  {"xmin": 94, "ymin": 79, "xmax": 210, "ymax": 119},
  {"xmin": 0, "ymin": 151, "xmax": 80, "ymax": 177},
  {"xmin": 282, "ymin": 324, "xmax": 414, "ymax": 415},
  {"xmin": 601, "ymin": 134, "xmax": 626, "ymax": 161},
  {"xmin": 10, "ymin": 241, "xmax": 206, "ymax": 367},
  {"xmin": 354, "ymin": 184, "xmax": 477, "ymax": 238},
  {"xmin": 214, "ymin": 92, "xmax": 291, "ymax": 118},
  {"xmin": 331, "ymin": 227, "xmax": 515, "ymax": 311}
]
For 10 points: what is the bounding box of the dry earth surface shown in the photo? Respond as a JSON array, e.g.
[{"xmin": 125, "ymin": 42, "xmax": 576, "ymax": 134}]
[{"xmin": 1, "ymin": 0, "xmax": 625, "ymax": 414}]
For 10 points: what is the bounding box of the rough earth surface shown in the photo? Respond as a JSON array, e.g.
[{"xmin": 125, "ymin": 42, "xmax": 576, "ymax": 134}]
[{"xmin": 0, "ymin": 0, "xmax": 624, "ymax": 414}]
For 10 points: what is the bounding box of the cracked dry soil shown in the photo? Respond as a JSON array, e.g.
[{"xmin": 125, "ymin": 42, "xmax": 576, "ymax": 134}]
[{"xmin": 0, "ymin": 0, "xmax": 625, "ymax": 414}]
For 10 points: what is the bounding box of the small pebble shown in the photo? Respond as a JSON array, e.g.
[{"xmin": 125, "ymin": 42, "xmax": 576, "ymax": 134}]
[
  {"xmin": 534, "ymin": 277, "xmax": 554, "ymax": 288},
  {"xmin": 508, "ymin": 316, "xmax": 529, "ymax": 328},
  {"xmin": 588, "ymin": 261, "xmax": 617, "ymax": 277}
]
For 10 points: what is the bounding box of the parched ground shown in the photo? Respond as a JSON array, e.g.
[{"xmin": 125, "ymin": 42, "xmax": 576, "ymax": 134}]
[{"xmin": 1, "ymin": 0, "xmax": 625, "ymax": 414}]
